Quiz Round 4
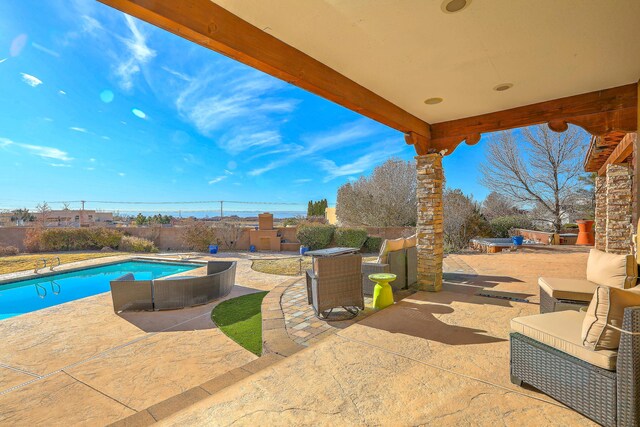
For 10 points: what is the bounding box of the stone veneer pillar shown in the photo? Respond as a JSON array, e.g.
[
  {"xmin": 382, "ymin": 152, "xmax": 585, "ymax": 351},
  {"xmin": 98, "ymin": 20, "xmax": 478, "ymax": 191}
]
[
  {"xmin": 415, "ymin": 154, "xmax": 444, "ymax": 292},
  {"xmin": 594, "ymin": 175, "xmax": 607, "ymax": 251},
  {"xmin": 605, "ymin": 163, "xmax": 633, "ymax": 254}
]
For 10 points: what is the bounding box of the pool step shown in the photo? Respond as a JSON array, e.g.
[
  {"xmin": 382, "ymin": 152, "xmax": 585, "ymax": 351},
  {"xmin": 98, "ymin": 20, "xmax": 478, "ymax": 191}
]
[{"xmin": 107, "ymin": 352, "xmax": 287, "ymax": 427}]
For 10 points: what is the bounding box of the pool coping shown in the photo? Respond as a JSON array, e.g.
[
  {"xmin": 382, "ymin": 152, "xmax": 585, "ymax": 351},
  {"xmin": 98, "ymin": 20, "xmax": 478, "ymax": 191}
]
[{"xmin": 0, "ymin": 255, "xmax": 208, "ymax": 286}]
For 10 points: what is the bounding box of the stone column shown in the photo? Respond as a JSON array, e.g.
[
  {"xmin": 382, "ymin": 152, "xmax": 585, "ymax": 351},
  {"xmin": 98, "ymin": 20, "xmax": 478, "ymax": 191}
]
[
  {"xmin": 415, "ymin": 154, "xmax": 444, "ymax": 292},
  {"xmin": 605, "ymin": 163, "xmax": 633, "ymax": 254},
  {"xmin": 594, "ymin": 175, "xmax": 607, "ymax": 251}
]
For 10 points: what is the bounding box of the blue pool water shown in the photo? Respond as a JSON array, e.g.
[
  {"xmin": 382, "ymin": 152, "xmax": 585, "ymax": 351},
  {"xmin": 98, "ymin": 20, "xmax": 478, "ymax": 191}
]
[{"xmin": 0, "ymin": 260, "xmax": 199, "ymax": 320}]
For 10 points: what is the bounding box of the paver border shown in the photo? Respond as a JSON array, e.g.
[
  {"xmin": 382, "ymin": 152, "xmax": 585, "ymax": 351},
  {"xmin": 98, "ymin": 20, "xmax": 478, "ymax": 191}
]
[{"xmin": 261, "ymin": 277, "xmax": 306, "ymax": 356}]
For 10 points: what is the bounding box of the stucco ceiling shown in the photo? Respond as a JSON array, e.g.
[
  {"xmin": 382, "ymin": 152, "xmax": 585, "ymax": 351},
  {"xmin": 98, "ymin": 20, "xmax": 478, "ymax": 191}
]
[{"xmin": 213, "ymin": 0, "xmax": 640, "ymax": 124}]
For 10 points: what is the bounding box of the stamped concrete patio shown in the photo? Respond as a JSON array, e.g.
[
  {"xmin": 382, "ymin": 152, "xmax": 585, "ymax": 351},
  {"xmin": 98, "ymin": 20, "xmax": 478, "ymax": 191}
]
[
  {"xmin": 0, "ymin": 252, "xmax": 295, "ymax": 426},
  {"xmin": 160, "ymin": 247, "xmax": 595, "ymax": 426}
]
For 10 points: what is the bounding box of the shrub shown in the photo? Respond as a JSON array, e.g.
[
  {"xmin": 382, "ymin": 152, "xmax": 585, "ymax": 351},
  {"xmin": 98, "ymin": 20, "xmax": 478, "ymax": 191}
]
[
  {"xmin": 334, "ymin": 228, "xmax": 368, "ymax": 249},
  {"xmin": 89, "ymin": 228, "xmax": 123, "ymax": 248},
  {"xmin": 364, "ymin": 236, "xmax": 383, "ymax": 254},
  {"xmin": 490, "ymin": 215, "xmax": 533, "ymax": 238},
  {"xmin": 119, "ymin": 235, "xmax": 158, "ymax": 253},
  {"xmin": 563, "ymin": 223, "xmax": 579, "ymax": 229},
  {"xmin": 0, "ymin": 246, "xmax": 19, "ymax": 256},
  {"xmin": 182, "ymin": 221, "xmax": 220, "ymax": 252},
  {"xmin": 24, "ymin": 227, "xmax": 123, "ymax": 252},
  {"xmin": 216, "ymin": 221, "xmax": 243, "ymax": 250},
  {"xmin": 296, "ymin": 225, "xmax": 335, "ymax": 250},
  {"xmin": 24, "ymin": 227, "xmax": 44, "ymax": 252}
]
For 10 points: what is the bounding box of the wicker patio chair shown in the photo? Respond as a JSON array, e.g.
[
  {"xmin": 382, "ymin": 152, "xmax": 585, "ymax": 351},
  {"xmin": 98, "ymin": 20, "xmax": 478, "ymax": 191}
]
[
  {"xmin": 306, "ymin": 253, "xmax": 364, "ymax": 319},
  {"xmin": 539, "ymin": 251, "xmax": 637, "ymax": 314},
  {"xmin": 510, "ymin": 307, "xmax": 640, "ymax": 426}
]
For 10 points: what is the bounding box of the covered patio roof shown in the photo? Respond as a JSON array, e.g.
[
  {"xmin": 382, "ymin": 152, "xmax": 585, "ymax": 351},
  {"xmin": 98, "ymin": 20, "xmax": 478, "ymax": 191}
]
[{"xmin": 99, "ymin": 0, "xmax": 639, "ymax": 154}]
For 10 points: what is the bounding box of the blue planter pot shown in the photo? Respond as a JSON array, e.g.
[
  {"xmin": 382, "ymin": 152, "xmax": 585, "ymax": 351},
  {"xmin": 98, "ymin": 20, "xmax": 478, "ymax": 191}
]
[
  {"xmin": 512, "ymin": 236, "xmax": 524, "ymax": 246},
  {"xmin": 208, "ymin": 244, "xmax": 219, "ymax": 254},
  {"xmin": 300, "ymin": 246, "xmax": 309, "ymax": 255},
  {"xmin": 249, "ymin": 245, "xmax": 256, "ymax": 253}
]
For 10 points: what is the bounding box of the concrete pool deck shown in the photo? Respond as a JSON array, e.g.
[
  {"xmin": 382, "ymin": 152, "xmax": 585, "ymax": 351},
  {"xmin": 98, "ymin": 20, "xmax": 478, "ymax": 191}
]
[
  {"xmin": 157, "ymin": 247, "xmax": 594, "ymax": 426},
  {"xmin": 0, "ymin": 247, "xmax": 594, "ymax": 425},
  {"xmin": 0, "ymin": 252, "xmax": 296, "ymax": 425}
]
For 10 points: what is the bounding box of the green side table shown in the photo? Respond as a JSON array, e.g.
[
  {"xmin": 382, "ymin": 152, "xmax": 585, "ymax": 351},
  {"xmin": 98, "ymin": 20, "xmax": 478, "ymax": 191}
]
[{"xmin": 368, "ymin": 273, "xmax": 396, "ymax": 310}]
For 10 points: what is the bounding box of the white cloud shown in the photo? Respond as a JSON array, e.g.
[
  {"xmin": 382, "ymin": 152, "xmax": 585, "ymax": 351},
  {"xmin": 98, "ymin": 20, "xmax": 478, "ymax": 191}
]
[
  {"xmin": 81, "ymin": 15, "xmax": 103, "ymax": 34},
  {"xmin": 20, "ymin": 73, "xmax": 43, "ymax": 87},
  {"xmin": 208, "ymin": 176, "xmax": 228, "ymax": 185},
  {"xmin": 114, "ymin": 15, "xmax": 156, "ymax": 91},
  {"xmin": 58, "ymin": 90, "xmax": 66, "ymax": 95},
  {"xmin": 317, "ymin": 140, "xmax": 403, "ymax": 182},
  {"xmin": 101, "ymin": 136, "xmax": 110, "ymax": 140},
  {"xmin": 118, "ymin": 172, "xmax": 126, "ymax": 177},
  {"xmin": 219, "ymin": 130, "xmax": 282, "ymax": 156},
  {"xmin": 0, "ymin": 137, "xmax": 72, "ymax": 162},
  {"xmin": 293, "ymin": 178, "xmax": 312, "ymax": 184},
  {"xmin": 247, "ymin": 120, "xmax": 378, "ymax": 176},
  {"xmin": 32, "ymin": 43, "xmax": 60, "ymax": 58},
  {"xmin": 70, "ymin": 127, "xmax": 87, "ymax": 133},
  {"xmin": 175, "ymin": 70, "xmax": 297, "ymax": 155},
  {"xmin": 0, "ymin": 58, "xmax": 8, "ymax": 64},
  {"xmin": 161, "ymin": 66, "xmax": 191, "ymax": 81},
  {"xmin": 85, "ymin": 167, "xmax": 95, "ymax": 171},
  {"xmin": 49, "ymin": 163, "xmax": 71, "ymax": 168},
  {"xmin": 89, "ymin": 158, "xmax": 96, "ymax": 162}
]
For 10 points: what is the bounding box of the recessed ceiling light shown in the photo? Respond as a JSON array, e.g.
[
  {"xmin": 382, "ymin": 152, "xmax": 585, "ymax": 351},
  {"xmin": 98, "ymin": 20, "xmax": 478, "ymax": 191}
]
[
  {"xmin": 441, "ymin": 0, "xmax": 471, "ymax": 14},
  {"xmin": 493, "ymin": 83, "xmax": 514, "ymax": 92},
  {"xmin": 424, "ymin": 97, "xmax": 443, "ymax": 105}
]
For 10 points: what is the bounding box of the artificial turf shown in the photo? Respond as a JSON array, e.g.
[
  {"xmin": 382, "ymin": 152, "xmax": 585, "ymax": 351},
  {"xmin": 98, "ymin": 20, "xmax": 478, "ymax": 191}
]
[{"xmin": 211, "ymin": 291, "xmax": 268, "ymax": 356}]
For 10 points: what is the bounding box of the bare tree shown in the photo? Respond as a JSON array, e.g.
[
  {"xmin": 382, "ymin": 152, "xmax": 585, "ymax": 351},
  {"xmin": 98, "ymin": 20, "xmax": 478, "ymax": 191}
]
[
  {"xmin": 35, "ymin": 202, "xmax": 51, "ymax": 225},
  {"xmin": 443, "ymin": 189, "xmax": 489, "ymax": 251},
  {"xmin": 481, "ymin": 191, "xmax": 518, "ymax": 221},
  {"xmin": 479, "ymin": 125, "xmax": 588, "ymax": 232},
  {"xmin": 337, "ymin": 158, "xmax": 416, "ymax": 227}
]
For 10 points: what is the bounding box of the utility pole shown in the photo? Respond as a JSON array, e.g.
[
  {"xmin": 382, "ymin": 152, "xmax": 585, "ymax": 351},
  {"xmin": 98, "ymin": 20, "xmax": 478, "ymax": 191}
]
[
  {"xmin": 80, "ymin": 200, "xmax": 86, "ymax": 227},
  {"xmin": 220, "ymin": 201, "xmax": 224, "ymax": 219}
]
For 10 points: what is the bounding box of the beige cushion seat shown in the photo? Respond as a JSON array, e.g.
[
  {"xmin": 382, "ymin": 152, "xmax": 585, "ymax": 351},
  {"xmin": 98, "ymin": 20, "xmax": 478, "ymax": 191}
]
[
  {"xmin": 538, "ymin": 277, "xmax": 598, "ymax": 302},
  {"xmin": 511, "ymin": 310, "xmax": 618, "ymax": 370}
]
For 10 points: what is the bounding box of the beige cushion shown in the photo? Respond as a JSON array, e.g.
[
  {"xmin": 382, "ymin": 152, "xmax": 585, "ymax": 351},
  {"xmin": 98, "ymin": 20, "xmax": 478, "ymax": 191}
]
[
  {"xmin": 538, "ymin": 277, "xmax": 598, "ymax": 302},
  {"xmin": 377, "ymin": 238, "xmax": 404, "ymax": 264},
  {"xmin": 404, "ymin": 234, "xmax": 417, "ymax": 248},
  {"xmin": 586, "ymin": 249, "xmax": 636, "ymax": 289},
  {"xmin": 581, "ymin": 286, "xmax": 640, "ymax": 350},
  {"xmin": 511, "ymin": 311, "xmax": 617, "ymax": 370}
]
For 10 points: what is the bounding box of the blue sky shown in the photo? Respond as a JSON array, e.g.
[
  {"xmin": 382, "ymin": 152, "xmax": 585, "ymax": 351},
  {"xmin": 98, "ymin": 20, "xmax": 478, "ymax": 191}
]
[{"xmin": 0, "ymin": 0, "xmax": 490, "ymax": 215}]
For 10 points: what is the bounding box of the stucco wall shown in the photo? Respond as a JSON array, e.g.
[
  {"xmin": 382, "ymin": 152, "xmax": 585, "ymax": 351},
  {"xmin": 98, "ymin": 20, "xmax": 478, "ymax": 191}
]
[{"xmin": 0, "ymin": 225, "xmax": 416, "ymax": 253}]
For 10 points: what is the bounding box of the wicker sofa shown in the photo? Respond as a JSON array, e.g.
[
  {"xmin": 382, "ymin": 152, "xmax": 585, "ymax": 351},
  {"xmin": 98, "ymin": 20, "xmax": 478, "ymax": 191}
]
[
  {"xmin": 109, "ymin": 260, "xmax": 236, "ymax": 313},
  {"xmin": 362, "ymin": 236, "xmax": 417, "ymax": 295},
  {"xmin": 539, "ymin": 249, "xmax": 637, "ymax": 313},
  {"xmin": 510, "ymin": 306, "xmax": 640, "ymax": 426}
]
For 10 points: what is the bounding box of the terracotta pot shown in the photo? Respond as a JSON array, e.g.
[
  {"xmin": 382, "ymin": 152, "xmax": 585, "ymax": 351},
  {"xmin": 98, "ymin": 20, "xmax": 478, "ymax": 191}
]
[{"xmin": 576, "ymin": 220, "xmax": 594, "ymax": 246}]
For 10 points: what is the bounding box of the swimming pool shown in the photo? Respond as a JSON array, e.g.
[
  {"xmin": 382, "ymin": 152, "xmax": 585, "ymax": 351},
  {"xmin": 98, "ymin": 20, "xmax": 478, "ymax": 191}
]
[{"xmin": 0, "ymin": 260, "xmax": 200, "ymax": 320}]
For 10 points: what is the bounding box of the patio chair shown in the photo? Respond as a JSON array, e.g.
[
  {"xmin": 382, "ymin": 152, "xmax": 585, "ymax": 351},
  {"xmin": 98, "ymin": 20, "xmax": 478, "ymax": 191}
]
[
  {"xmin": 362, "ymin": 235, "xmax": 417, "ymax": 295},
  {"xmin": 306, "ymin": 253, "xmax": 364, "ymax": 319},
  {"xmin": 539, "ymin": 248, "xmax": 637, "ymax": 313},
  {"xmin": 510, "ymin": 286, "xmax": 640, "ymax": 426}
]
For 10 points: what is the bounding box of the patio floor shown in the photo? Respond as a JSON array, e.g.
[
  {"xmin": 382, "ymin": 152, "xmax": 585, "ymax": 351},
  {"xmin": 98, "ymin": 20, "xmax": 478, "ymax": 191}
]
[
  {"xmin": 0, "ymin": 253, "xmax": 295, "ymax": 425},
  {"xmin": 161, "ymin": 247, "xmax": 595, "ymax": 426}
]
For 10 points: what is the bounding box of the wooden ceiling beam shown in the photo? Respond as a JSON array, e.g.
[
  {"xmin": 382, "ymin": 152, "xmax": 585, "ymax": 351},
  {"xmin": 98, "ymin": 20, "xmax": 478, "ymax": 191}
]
[
  {"xmin": 430, "ymin": 84, "xmax": 637, "ymax": 153},
  {"xmin": 97, "ymin": 0, "xmax": 430, "ymax": 143},
  {"xmin": 597, "ymin": 133, "xmax": 635, "ymax": 176}
]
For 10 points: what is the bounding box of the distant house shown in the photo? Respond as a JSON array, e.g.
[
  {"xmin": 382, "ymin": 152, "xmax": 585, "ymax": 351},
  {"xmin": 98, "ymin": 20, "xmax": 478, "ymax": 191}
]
[{"xmin": 46, "ymin": 210, "xmax": 114, "ymax": 227}]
